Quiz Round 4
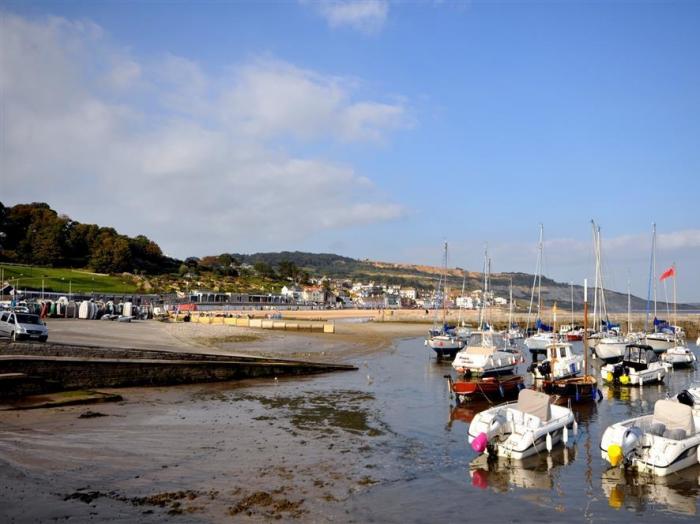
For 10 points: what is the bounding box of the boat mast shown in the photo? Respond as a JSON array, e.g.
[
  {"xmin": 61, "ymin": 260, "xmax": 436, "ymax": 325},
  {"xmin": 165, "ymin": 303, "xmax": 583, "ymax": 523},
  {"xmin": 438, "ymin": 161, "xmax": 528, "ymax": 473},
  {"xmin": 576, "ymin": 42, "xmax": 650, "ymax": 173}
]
[
  {"xmin": 537, "ymin": 225, "xmax": 543, "ymax": 330},
  {"xmin": 653, "ymin": 225, "xmax": 657, "ymax": 320},
  {"xmin": 627, "ymin": 278, "xmax": 632, "ymax": 334},
  {"xmin": 508, "ymin": 277, "xmax": 513, "ymax": 329},
  {"xmin": 478, "ymin": 246, "xmax": 487, "ymax": 330},
  {"xmin": 457, "ymin": 267, "xmax": 466, "ymax": 327},
  {"xmin": 673, "ymin": 262, "xmax": 677, "ymax": 329},
  {"xmin": 570, "ymin": 281, "xmax": 574, "ymax": 327},
  {"xmin": 441, "ymin": 241, "xmax": 448, "ymax": 326},
  {"xmin": 645, "ymin": 223, "xmax": 655, "ymax": 332},
  {"xmin": 591, "ymin": 221, "xmax": 599, "ymax": 333},
  {"xmin": 584, "ymin": 279, "xmax": 589, "ymax": 377},
  {"xmin": 526, "ymin": 225, "xmax": 543, "ymax": 335}
]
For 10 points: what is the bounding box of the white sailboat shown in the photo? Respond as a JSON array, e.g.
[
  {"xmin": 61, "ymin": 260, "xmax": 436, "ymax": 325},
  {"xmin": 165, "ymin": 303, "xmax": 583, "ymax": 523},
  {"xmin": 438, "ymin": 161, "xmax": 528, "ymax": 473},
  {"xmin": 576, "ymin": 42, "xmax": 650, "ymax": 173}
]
[
  {"xmin": 643, "ymin": 224, "xmax": 676, "ymax": 353},
  {"xmin": 426, "ymin": 242, "xmax": 465, "ymax": 359},
  {"xmin": 524, "ymin": 225, "xmax": 555, "ymax": 352},
  {"xmin": 589, "ymin": 222, "xmax": 628, "ymax": 363}
]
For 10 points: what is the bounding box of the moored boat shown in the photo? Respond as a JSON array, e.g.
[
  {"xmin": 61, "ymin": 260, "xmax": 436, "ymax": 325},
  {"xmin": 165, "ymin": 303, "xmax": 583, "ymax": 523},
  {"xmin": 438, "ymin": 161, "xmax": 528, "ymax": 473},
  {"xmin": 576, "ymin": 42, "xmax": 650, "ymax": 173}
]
[
  {"xmin": 663, "ymin": 344, "xmax": 697, "ymax": 368},
  {"xmin": 602, "ymin": 344, "xmax": 671, "ymax": 386},
  {"xmin": 468, "ymin": 389, "xmax": 575, "ymax": 460},
  {"xmin": 452, "ymin": 331, "xmax": 521, "ymax": 376},
  {"xmin": 528, "ymin": 341, "xmax": 583, "ymax": 381},
  {"xmin": 600, "ymin": 399, "xmax": 700, "ymax": 477},
  {"xmin": 446, "ymin": 374, "xmax": 524, "ymax": 403}
]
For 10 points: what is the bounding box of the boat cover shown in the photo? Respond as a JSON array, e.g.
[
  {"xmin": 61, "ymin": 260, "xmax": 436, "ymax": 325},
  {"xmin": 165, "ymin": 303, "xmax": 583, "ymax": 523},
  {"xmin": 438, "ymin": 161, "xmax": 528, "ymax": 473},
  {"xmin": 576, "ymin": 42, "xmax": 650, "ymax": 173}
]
[
  {"xmin": 517, "ymin": 389, "xmax": 551, "ymax": 422},
  {"xmin": 653, "ymin": 400, "xmax": 695, "ymax": 436}
]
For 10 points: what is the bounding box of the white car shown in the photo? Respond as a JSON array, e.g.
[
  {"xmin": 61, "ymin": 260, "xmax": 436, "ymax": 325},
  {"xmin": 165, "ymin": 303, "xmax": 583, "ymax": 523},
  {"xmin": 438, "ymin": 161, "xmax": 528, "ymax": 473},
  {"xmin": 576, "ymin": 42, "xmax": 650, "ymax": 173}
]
[{"xmin": 0, "ymin": 311, "xmax": 49, "ymax": 342}]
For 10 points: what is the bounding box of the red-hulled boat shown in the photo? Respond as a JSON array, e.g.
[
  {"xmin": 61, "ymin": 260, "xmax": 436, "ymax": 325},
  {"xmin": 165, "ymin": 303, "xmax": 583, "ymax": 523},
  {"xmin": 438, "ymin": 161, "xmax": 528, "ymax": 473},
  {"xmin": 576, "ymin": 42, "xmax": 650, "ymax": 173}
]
[
  {"xmin": 541, "ymin": 375, "xmax": 601, "ymax": 402},
  {"xmin": 446, "ymin": 374, "xmax": 524, "ymax": 403}
]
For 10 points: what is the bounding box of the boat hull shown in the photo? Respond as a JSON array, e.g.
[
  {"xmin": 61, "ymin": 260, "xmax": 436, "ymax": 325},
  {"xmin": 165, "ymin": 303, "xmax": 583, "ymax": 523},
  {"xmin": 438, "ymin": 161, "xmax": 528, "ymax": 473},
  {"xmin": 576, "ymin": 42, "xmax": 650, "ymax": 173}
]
[
  {"xmin": 451, "ymin": 375, "xmax": 524, "ymax": 403},
  {"xmin": 643, "ymin": 334, "xmax": 675, "ymax": 353}
]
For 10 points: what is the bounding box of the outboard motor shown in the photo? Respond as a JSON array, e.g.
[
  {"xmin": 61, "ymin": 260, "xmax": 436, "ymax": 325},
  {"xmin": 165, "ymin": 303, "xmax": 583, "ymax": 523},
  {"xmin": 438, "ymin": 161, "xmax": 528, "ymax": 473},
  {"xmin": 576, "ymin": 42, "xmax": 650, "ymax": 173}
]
[
  {"xmin": 537, "ymin": 361, "xmax": 551, "ymax": 377},
  {"xmin": 608, "ymin": 426, "xmax": 643, "ymax": 467}
]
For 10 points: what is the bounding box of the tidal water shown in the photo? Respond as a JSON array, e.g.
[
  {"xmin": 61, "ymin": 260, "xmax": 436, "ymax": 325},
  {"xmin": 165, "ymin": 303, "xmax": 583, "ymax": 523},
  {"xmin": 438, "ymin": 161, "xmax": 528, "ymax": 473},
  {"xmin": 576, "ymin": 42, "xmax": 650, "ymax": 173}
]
[
  {"xmin": 337, "ymin": 337, "xmax": 700, "ymax": 522},
  {"xmin": 1, "ymin": 337, "xmax": 699, "ymax": 522}
]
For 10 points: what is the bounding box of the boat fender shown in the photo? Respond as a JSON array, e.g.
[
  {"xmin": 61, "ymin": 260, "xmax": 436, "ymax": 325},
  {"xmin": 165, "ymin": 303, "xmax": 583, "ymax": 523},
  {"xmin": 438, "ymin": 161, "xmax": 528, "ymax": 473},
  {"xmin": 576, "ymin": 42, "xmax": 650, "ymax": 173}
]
[
  {"xmin": 563, "ymin": 425, "xmax": 569, "ymax": 443},
  {"xmin": 573, "ymin": 419, "xmax": 578, "ymax": 436},
  {"xmin": 595, "ymin": 387, "xmax": 603, "ymax": 402},
  {"xmin": 546, "ymin": 433, "xmax": 553, "ymax": 453},
  {"xmin": 608, "ymin": 444, "xmax": 623, "ymax": 467},
  {"xmin": 620, "ymin": 375, "xmax": 630, "ymax": 385},
  {"xmin": 471, "ymin": 432, "xmax": 489, "ymax": 453}
]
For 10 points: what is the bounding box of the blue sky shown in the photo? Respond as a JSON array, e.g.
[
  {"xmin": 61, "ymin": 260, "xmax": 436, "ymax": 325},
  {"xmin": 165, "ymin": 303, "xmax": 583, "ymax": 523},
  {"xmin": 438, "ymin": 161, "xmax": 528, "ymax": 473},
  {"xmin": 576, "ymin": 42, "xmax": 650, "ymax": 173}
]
[{"xmin": 1, "ymin": 1, "xmax": 699, "ymax": 299}]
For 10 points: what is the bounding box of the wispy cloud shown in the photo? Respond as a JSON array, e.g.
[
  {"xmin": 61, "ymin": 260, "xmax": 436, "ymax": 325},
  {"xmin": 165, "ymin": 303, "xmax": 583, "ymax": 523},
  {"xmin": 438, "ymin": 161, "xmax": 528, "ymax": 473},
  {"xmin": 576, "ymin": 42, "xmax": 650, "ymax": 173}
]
[
  {"xmin": 0, "ymin": 12, "xmax": 407, "ymax": 257},
  {"xmin": 303, "ymin": 0, "xmax": 389, "ymax": 33}
]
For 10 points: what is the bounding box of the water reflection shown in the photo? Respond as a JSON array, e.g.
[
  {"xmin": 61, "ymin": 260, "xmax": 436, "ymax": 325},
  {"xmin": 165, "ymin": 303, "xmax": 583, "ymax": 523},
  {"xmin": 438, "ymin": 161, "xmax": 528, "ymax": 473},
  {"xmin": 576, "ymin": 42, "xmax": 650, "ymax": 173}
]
[
  {"xmin": 601, "ymin": 465, "xmax": 700, "ymax": 516},
  {"xmin": 468, "ymin": 445, "xmax": 577, "ymax": 492}
]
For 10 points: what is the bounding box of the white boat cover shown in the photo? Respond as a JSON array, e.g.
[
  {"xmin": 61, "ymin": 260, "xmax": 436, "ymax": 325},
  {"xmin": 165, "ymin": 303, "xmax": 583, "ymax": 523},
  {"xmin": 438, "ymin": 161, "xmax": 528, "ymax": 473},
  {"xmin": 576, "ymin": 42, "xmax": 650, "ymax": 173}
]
[
  {"xmin": 465, "ymin": 346, "xmax": 494, "ymax": 355},
  {"xmin": 517, "ymin": 389, "xmax": 551, "ymax": 422},
  {"xmin": 653, "ymin": 399, "xmax": 695, "ymax": 436}
]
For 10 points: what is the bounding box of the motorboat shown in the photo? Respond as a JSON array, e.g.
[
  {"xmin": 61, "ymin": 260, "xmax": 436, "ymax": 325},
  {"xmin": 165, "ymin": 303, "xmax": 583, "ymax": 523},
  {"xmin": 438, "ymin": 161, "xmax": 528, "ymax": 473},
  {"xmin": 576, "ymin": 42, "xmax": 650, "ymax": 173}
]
[
  {"xmin": 452, "ymin": 331, "xmax": 521, "ymax": 376},
  {"xmin": 468, "ymin": 389, "xmax": 575, "ymax": 460},
  {"xmin": 602, "ymin": 344, "xmax": 671, "ymax": 386},
  {"xmin": 446, "ymin": 374, "xmax": 524, "ymax": 403},
  {"xmin": 662, "ymin": 344, "xmax": 696, "ymax": 368},
  {"xmin": 600, "ymin": 399, "xmax": 700, "ymax": 476},
  {"xmin": 528, "ymin": 341, "xmax": 583, "ymax": 381}
]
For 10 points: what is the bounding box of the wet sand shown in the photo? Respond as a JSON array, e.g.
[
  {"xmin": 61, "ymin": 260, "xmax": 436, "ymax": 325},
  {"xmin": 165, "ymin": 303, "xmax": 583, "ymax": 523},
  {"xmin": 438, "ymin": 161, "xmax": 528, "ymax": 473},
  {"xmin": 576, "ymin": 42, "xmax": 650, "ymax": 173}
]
[{"xmin": 0, "ymin": 319, "xmax": 426, "ymax": 522}]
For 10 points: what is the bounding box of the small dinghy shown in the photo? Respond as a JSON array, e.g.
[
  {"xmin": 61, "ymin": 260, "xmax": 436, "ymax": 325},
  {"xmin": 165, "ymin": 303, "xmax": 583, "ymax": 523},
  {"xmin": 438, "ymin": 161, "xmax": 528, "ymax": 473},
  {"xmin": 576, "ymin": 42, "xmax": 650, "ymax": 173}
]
[
  {"xmin": 600, "ymin": 399, "xmax": 700, "ymax": 476},
  {"xmin": 446, "ymin": 374, "xmax": 524, "ymax": 403},
  {"xmin": 468, "ymin": 389, "xmax": 575, "ymax": 460},
  {"xmin": 602, "ymin": 344, "xmax": 671, "ymax": 386},
  {"xmin": 662, "ymin": 344, "xmax": 697, "ymax": 368}
]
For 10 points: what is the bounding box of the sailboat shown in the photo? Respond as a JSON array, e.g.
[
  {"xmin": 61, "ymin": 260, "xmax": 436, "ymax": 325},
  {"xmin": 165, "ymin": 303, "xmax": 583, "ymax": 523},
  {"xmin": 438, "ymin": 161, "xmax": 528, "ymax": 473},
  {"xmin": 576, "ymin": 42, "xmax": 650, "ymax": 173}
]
[
  {"xmin": 661, "ymin": 264, "xmax": 696, "ymax": 368},
  {"xmin": 524, "ymin": 225, "xmax": 555, "ymax": 353},
  {"xmin": 504, "ymin": 278, "xmax": 524, "ymax": 342},
  {"xmin": 452, "ymin": 249, "xmax": 521, "ymax": 376},
  {"xmin": 425, "ymin": 242, "xmax": 465, "ymax": 360},
  {"xmin": 589, "ymin": 222, "xmax": 628, "ymax": 363},
  {"xmin": 643, "ymin": 224, "xmax": 676, "ymax": 353}
]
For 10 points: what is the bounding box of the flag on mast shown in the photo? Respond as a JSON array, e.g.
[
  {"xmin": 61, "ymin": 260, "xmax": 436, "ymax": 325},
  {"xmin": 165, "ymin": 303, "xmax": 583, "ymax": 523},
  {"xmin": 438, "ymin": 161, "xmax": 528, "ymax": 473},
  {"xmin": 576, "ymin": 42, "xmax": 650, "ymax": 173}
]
[{"xmin": 659, "ymin": 266, "xmax": 675, "ymax": 281}]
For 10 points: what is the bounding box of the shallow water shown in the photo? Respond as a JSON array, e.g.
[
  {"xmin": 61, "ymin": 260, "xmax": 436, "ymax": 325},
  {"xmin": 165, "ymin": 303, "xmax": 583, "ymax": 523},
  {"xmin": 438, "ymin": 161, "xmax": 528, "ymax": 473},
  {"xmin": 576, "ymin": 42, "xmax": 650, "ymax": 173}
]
[
  {"xmin": 339, "ymin": 338, "xmax": 700, "ymax": 522},
  {"xmin": 1, "ymin": 337, "xmax": 699, "ymax": 522}
]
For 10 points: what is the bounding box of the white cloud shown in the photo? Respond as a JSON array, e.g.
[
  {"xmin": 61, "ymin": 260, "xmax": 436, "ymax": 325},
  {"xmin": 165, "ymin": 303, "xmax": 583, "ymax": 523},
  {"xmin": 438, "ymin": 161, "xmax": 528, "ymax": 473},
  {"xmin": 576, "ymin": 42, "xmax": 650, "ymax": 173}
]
[
  {"xmin": 221, "ymin": 59, "xmax": 406, "ymax": 142},
  {"xmin": 304, "ymin": 0, "xmax": 389, "ymax": 33},
  {"xmin": 0, "ymin": 12, "xmax": 407, "ymax": 257}
]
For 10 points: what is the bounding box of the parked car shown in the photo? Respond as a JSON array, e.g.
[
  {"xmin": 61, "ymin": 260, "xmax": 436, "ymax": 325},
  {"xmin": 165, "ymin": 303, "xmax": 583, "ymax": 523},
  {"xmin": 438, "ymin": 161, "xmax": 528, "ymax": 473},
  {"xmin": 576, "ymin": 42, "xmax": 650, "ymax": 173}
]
[{"xmin": 0, "ymin": 311, "xmax": 48, "ymax": 342}]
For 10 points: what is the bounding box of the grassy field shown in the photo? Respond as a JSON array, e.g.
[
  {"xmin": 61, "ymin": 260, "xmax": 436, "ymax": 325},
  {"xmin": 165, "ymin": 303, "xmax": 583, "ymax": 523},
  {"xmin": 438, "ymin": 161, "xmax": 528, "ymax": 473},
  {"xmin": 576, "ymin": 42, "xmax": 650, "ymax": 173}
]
[{"xmin": 0, "ymin": 264, "xmax": 139, "ymax": 294}]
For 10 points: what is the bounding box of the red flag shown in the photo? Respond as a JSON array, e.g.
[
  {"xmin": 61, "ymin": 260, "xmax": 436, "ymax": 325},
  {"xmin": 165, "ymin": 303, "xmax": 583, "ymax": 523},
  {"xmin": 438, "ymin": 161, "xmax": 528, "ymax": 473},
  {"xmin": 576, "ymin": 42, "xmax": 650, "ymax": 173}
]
[{"xmin": 659, "ymin": 266, "xmax": 675, "ymax": 281}]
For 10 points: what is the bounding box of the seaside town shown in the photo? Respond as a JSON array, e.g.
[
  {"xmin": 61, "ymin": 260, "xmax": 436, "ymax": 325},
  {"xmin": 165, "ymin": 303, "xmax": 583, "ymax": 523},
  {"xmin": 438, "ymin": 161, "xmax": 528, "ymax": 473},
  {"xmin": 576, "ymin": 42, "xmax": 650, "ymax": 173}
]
[{"xmin": 2, "ymin": 2, "xmax": 699, "ymax": 523}]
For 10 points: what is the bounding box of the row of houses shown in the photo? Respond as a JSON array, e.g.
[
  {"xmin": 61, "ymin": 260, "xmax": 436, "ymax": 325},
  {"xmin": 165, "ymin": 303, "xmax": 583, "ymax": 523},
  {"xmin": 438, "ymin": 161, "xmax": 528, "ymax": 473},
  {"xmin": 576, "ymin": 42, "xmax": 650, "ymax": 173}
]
[{"xmin": 184, "ymin": 280, "xmax": 509, "ymax": 309}]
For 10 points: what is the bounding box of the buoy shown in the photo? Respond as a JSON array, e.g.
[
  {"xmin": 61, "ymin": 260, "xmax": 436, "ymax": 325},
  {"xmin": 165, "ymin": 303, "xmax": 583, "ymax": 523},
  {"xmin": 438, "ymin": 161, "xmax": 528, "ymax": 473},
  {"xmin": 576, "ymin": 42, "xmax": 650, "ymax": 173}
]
[
  {"xmin": 546, "ymin": 433, "xmax": 553, "ymax": 452},
  {"xmin": 620, "ymin": 375, "xmax": 630, "ymax": 385},
  {"xmin": 606, "ymin": 372, "xmax": 613, "ymax": 383}
]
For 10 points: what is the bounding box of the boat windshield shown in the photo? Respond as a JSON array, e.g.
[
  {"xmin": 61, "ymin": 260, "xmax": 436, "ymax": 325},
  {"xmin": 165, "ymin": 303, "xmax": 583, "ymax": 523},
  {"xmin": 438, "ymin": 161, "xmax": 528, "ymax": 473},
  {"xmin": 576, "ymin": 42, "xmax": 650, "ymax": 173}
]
[{"xmin": 468, "ymin": 331, "xmax": 501, "ymax": 347}]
